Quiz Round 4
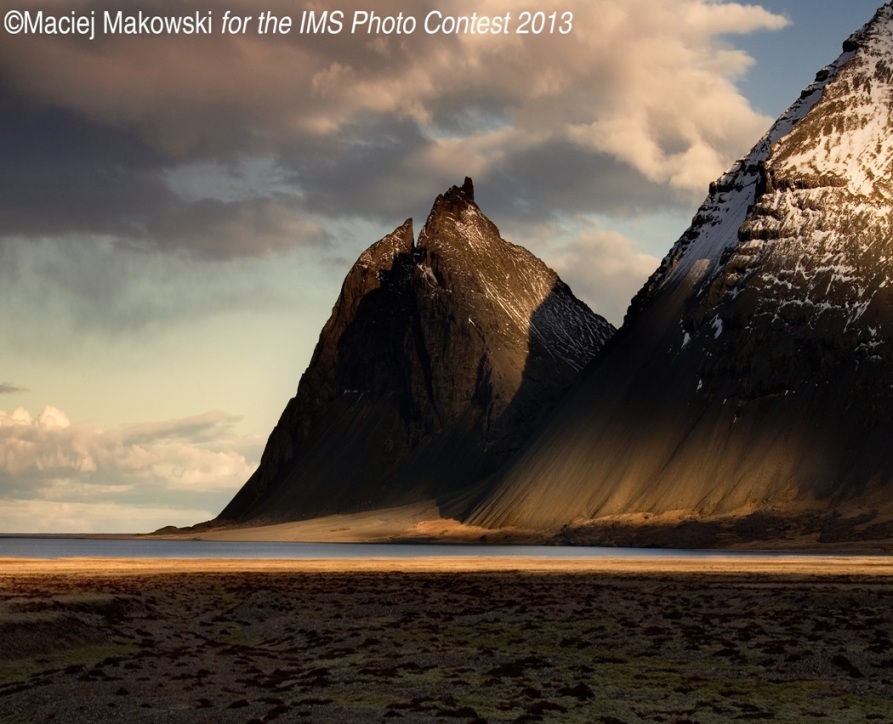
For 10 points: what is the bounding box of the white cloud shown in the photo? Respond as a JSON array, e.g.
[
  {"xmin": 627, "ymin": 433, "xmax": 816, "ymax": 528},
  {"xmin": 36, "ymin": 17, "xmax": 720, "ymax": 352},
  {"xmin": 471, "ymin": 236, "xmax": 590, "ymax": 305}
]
[
  {"xmin": 0, "ymin": 406, "xmax": 261, "ymax": 532},
  {"xmin": 0, "ymin": 499, "xmax": 217, "ymax": 534},
  {"xmin": 36, "ymin": 405, "xmax": 71, "ymax": 429},
  {"xmin": 1, "ymin": 408, "xmax": 34, "ymax": 426},
  {"xmin": 335, "ymin": 0, "xmax": 788, "ymax": 195},
  {"xmin": 551, "ymin": 1, "xmax": 788, "ymax": 192},
  {"xmin": 548, "ymin": 225, "xmax": 661, "ymax": 326}
]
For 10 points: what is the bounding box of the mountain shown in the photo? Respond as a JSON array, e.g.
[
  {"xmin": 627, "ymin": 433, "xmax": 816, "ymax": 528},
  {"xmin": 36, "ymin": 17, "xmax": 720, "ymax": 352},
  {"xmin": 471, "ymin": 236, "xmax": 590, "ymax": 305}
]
[
  {"xmin": 469, "ymin": 4, "xmax": 893, "ymax": 541},
  {"xmin": 217, "ymin": 178, "xmax": 613, "ymax": 525}
]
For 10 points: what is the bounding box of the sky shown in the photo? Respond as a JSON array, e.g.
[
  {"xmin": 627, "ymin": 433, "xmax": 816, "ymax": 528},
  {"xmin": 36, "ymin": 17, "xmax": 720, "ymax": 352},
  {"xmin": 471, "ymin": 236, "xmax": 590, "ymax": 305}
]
[{"xmin": 0, "ymin": 0, "xmax": 885, "ymax": 533}]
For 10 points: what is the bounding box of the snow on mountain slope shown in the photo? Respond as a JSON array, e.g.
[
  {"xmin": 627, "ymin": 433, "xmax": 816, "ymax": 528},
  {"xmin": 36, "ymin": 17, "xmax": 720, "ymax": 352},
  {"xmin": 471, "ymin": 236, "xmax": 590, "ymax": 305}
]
[
  {"xmin": 683, "ymin": 4, "xmax": 893, "ymax": 411},
  {"xmin": 627, "ymin": 33, "xmax": 859, "ymax": 323}
]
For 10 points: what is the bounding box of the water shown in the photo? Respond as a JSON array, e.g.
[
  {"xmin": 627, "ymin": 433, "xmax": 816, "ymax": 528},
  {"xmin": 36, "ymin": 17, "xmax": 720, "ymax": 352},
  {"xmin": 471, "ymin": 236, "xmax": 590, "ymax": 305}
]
[{"xmin": 0, "ymin": 536, "xmax": 824, "ymax": 560}]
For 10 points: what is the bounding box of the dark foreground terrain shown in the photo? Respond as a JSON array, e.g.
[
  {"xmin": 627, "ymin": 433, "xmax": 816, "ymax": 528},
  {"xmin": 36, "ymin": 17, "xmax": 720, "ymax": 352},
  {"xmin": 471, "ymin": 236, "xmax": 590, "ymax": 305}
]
[{"xmin": 2, "ymin": 558, "xmax": 893, "ymax": 722}]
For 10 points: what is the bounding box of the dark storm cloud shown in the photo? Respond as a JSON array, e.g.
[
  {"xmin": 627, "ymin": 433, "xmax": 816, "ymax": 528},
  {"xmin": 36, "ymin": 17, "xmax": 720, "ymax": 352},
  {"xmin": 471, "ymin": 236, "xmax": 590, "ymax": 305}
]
[
  {"xmin": 0, "ymin": 0, "xmax": 791, "ymax": 311},
  {"xmin": 0, "ymin": 383, "xmax": 28, "ymax": 395},
  {"xmin": 0, "ymin": 92, "xmax": 172, "ymax": 238},
  {"xmin": 280, "ymin": 119, "xmax": 688, "ymax": 230},
  {"xmin": 0, "ymin": 91, "xmax": 327, "ymax": 257},
  {"xmin": 149, "ymin": 197, "xmax": 332, "ymax": 258},
  {"xmin": 477, "ymin": 140, "xmax": 695, "ymax": 223},
  {"xmin": 276, "ymin": 116, "xmax": 442, "ymax": 221}
]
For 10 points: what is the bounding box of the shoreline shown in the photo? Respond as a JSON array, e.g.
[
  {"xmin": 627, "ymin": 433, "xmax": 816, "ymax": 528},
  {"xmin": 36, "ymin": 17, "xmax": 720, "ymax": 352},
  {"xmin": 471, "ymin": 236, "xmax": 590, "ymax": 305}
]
[
  {"xmin": 3, "ymin": 554, "xmax": 893, "ymax": 576},
  {"xmin": 7, "ymin": 502, "xmax": 893, "ymax": 552}
]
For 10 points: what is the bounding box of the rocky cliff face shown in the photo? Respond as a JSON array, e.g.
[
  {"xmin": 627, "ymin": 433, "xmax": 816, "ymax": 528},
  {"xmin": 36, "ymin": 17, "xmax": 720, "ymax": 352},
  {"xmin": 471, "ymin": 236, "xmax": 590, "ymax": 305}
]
[
  {"xmin": 470, "ymin": 4, "xmax": 893, "ymax": 535},
  {"xmin": 218, "ymin": 178, "xmax": 613, "ymax": 524}
]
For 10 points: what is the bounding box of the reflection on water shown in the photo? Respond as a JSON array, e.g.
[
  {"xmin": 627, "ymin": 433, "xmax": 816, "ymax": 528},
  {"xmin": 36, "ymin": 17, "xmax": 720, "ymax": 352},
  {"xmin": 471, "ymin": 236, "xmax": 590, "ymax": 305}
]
[{"xmin": 0, "ymin": 536, "xmax": 826, "ymax": 560}]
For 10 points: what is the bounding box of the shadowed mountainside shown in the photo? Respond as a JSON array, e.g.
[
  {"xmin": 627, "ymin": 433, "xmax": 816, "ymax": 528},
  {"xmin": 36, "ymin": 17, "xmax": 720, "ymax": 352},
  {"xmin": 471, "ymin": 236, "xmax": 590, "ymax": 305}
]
[{"xmin": 469, "ymin": 3, "xmax": 893, "ymax": 536}]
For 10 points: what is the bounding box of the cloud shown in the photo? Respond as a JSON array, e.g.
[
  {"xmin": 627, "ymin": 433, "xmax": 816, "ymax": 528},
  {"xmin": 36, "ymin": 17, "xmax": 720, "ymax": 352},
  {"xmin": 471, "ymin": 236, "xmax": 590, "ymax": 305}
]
[
  {"xmin": 558, "ymin": 1, "xmax": 789, "ymax": 192},
  {"xmin": 547, "ymin": 225, "xmax": 661, "ymax": 326},
  {"xmin": 481, "ymin": 140, "xmax": 687, "ymax": 222},
  {"xmin": 0, "ymin": 383, "xmax": 28, "ymax": 395},
  {"xmin": 0, "ymin": 406, "xmax": 257, "ymax": 489},
  {"xmin": 0, "ymin": 233, "xmax": 313, "ymax": 346},
  {"xmin": 0, "ymin": 499, "xmax": 217, "ymax": 534},
  {"xmin": 0, "ymin": 0, "xmax": 789, "ymax": 253},
  {"xmin": 0, "ymin": 94, "xmax": 329, "ymax": 257},
  {"xmin": 0, "ymin": 405, "xmax": 262, "ymax": 531}
]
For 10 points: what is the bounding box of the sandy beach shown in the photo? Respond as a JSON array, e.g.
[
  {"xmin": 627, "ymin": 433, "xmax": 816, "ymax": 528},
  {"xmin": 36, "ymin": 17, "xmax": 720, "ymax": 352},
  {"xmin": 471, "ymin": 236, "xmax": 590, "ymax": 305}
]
[{"xmin": 2, "ymin": 555, "xmax": 893, "ymax": 721}]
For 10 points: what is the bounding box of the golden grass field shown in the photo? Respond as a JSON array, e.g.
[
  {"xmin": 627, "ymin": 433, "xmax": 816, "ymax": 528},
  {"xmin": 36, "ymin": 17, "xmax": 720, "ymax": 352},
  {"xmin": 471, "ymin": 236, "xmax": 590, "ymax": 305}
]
[{"xmin": 2, "ymin": 555, "xmax": 893, "ymax": 722}]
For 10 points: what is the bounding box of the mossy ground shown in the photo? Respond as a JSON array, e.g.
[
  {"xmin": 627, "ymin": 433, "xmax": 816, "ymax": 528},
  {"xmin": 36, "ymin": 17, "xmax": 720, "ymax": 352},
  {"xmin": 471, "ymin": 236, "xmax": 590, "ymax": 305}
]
[{"xmin": 1, "ymin": 569, "xmax": 892, "ymax": 721}]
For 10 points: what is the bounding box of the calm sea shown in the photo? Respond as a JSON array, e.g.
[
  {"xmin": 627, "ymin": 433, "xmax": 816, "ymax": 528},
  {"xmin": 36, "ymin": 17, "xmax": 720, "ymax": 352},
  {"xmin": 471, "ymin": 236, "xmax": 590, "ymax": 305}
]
[{"xmin": 0, "ymin": 536, "xmax": 820, "ymax": 560}]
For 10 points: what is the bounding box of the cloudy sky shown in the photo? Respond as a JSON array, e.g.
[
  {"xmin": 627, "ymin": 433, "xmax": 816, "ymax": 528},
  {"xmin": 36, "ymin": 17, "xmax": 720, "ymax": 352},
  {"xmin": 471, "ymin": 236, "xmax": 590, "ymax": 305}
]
[{"xmin": 0, "ymin": 0, "xmax": 883, "ymax": 533}]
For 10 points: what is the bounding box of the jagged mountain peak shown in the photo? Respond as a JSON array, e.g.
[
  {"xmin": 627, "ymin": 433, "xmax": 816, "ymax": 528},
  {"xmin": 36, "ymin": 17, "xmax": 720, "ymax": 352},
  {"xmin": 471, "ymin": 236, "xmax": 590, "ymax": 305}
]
[
  {"xmin": 217, "ymin": 179, "xmax": 613, "ymax": 525},
  {"xmin": 417, "ymin": 179, "xmax": 612, "ymax": 375},
  {"xmin": 419, "ymin": 176, "xmax": 501, "ymax": 256},
  {"xmin": 355, "ymin": 217, "xmax": 414, "ymax": 272},
  {"xmin": 769, "ymin": 4, "xmax": 893, "ymax": 199},
  {"xmin": 422, "ymin": 177, "xmax": 477, "ymax": 227},
  {"xmin": 335, "ymin": 218, "xmax": 415, "ymax": 326},
  {"xmin": 626, "ymin": 3, "xmax": 893, "ymax": 330},
  {"xmin": 429, "ymin": 175, "xmax": 476, "ymax": 213}
]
